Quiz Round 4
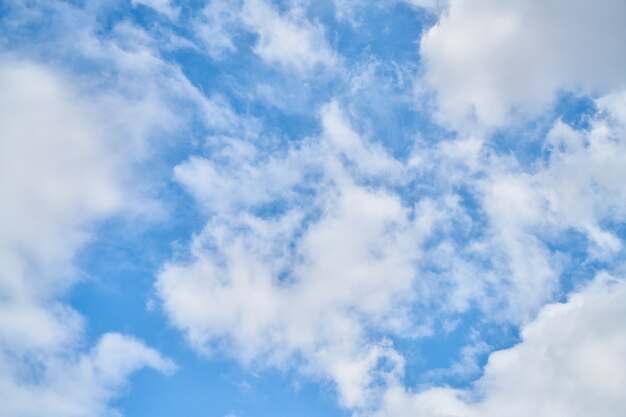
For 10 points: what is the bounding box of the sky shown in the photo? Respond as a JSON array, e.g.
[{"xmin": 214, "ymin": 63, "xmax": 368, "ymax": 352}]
[{"xmin": 1, "ymin": 0, "xmax": 626, "ymax": 416}]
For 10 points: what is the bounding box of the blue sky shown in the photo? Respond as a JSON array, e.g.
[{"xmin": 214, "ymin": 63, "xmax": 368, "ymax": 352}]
[{"xmin": 2, "ymin": 1, "xmax": 626, "ymax": 416}]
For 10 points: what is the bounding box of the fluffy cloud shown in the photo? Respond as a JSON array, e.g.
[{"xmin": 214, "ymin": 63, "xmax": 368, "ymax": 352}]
[
  {"xmin": 0, "ymin": 0, "xmax": 216, "ymax": 410},
  {"xmin": 158, "ymin": 102, "xmax": 443, "ymax": 408},
  {"xmin": 0, "ymin": 333, "xmax": 174, "ymax": 417},
  {"xmin": 242, "ymin": 0, "xmax": 338, "ymax": 73},
  {"xmin": 374, "ymin": 273, "xmax": 626, "ymax": 417},
  {"xmin": 0, "ymin": 4, "xmax": 282, "ymax": 413},
  {"xmin": 420, "ymin": 0, "xmax": 626, "ymax": 127},
  {"xmin": 0, "ymin": 60, "xmax": 121, "ymax": 346},
  {"xmin": 0, "ymin": 57, "xmax": 175, "ymax": 417},
  {"xmin": 482, "ymin": 89, "xmax": 626, "ymax": 310},
  {"xmin": 408, "ymin": 84, "xmax": 626, "ymax": 323},
  {"xmin": 159, "ymin": 81, "xmax": 626, "ymax": 411},
  {"xmin": 6, "ymin": 1, "xmax": 624, "ymax": 416},
  {"xmin": 194, "ymin": 0, "xmax": 338, "ymax": 72}
]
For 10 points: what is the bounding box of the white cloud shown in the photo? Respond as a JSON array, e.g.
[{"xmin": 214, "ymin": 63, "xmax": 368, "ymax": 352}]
[
  {"xmin": 158, "ymin": 102, "xmax": 445, "ymax": 408},
  {"xmin": 160, "ymin": 89, "xmax": 626, "ymax": 410},
  {"xmin": 0, "ymin": 57, "xmax": 175, "ymax": 416},
  {"xmin": 480, "ymin": 90, "xmax": 626, "ymax": 298},
  {"xmin": 420, "ymin": 0, "xmax": 626, "ymax": 127},
  {"xmin": 195, "ymin": 0, "xmax": 240, "ymax": 58},
  {"xmin": 374, "ymin": 272, "xmax": 626, "ymax": 417},
  {"xmin": 0, "ymin": 60, "xmax": 120, "ymax": 267},
  {"xmin": 409, "ymin": 86, "xmax": 626, "ymax": 323},
  {"xmin": 192, "ymin": 0, "xmax": 340, "ymax": 70},
  {"xmin": 539, "ymin": 119, "xmax": 626, "ymax": 255},
  {"xmin": 8, "ymin": 1, "xmax": 620, "ymax": 415},
  {"xmin": 320, "ymin": 101, "xmax": 404, "ymax": 179},
  {"xmin": 0, "ymin": 60, "xmax": 124, "ymax": 350},
  {"xmin": 241, "ymin": 0, "xmax": 338, "ymax": 73},
  {"xmin": 173, "ymin": 138, "xmax": 304, "ymax": 213},
  {"xmin": 0, "ymin": 333, "xmax": 174, "ymax": 417},
  {"xmin": 0, "ymin": 0, "xmax": 205, "ymax": 409}
]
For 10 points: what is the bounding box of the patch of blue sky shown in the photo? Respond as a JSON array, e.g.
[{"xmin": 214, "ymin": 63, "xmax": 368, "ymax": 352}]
[
  {"xmin": 70, "ymin": 188, "xmax": 205, "ymax": 342},
  {"xmin": 555, "ymin": 92, "xmax": 597, "ymax": 131},
  {"xmin": 112, "ymin": 334, "xmax": 350, "ymax": 417},
  {"xmin": 114, "ymin": 343, "xmax": 350, "ymax": 417},
  {"xmin": 160, "ymin": 0, "xmax": 439, "ymax": 157},
  {"xmin": 544, "ymin": 228, "xmax": 608, "ymax": 302},
  {"xmin": 490, "ymin": 93, "xmax": 599, "ymax": 170},
  {"xmin": 445, "ymin": 184, "xmax": 490, "ymax": 246},
  {"xmin": 490, "ymin": 119, "xmax": 557, "ymax": 171},
  {"xmin": 328, "ymin": 2, "xmax": 432, "ymax": 65},
  {"xmin": 335, "ymin": 63, "xmax": 443, "ymax": 159},
  {"xmin": 382, "ymin": 308, "xmax": 521, "ymax": 390},
  {"xmin": 172, "ymin": 54, "xmax": 335, "ymax": 149}
]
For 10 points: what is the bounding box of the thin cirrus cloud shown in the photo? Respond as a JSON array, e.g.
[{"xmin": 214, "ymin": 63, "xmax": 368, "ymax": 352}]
[{"xmin": 1, "ymin": 0, "xmax": 626, "ymax": 416}]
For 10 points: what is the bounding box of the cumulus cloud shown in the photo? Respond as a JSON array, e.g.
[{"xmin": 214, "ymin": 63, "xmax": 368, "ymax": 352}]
[
  {"xmin": 158, "ymin": 102, "xmax": 445, "ymax": 408},
  {"xmin": 6, "ymin": 1, "xmax": 625, "ymax": 416},
  {"xmin": 374, "ymin": 273, "xmax": 626, "ymax": 417},
  {"xmin": 481, "ymin": 89, "xmax": 626, "ymax": 306},
  {"xmin": 158, "ymin": 79, "xmax": 626, "ymax": 410},
  {"xmin": 193, "ymin": 0, "xmax": 339, "ymax": 72},
  {"xmin": 420, "ymin": 0, "xmax": 626, "ymax": 127},
  {"xmin": 406, "ymin": 84, "xmax": 626, "ymax": 324},
  {"xmin": 0, "ymin": 59, "xmax": 123, "ymax": 348},
  {"xmin": 0, "ymin": 57, "xmax": 175, "ymax": 417},
  {"xmin": 241, "ymin": 0, "xmax": 338, "ymax": 73},
  {"xmin": 0, "ymin": 333, "xmax": 174, "ymax": 417},
  {"xmin": 0, "ymin": 60, "xmax": 121, "ymax": 295},
  {"xmin": 0, "ymin": 0, "xmax": 215, "ymax": 411}
]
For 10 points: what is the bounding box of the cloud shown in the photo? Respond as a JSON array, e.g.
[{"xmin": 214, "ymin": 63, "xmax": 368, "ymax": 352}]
[
  {"xmin": 0, "ymin": 56, "xmax": 176, "ymax": 417},
  {"xmin": 409, "ymin": 85, "xmax": 626, "ymax": 323},
  {"xmin": 193, "ymin": 0, "xmax": 339, "ymax": 72},
  {"xmin": 420, "ymin": 0, "xmax": 626, "ymax": 127},
  {"xmin": 157, "ymin": 101, "xmax": 445, "ymax": 408},
  {"xmin": 159, "ymin": 80, "xmax": 626, "ymax": 411},
  {"xmin": 0, "ymin": 59, "xmax": 122, "ymax": 336},
  {"xmin": 0, "ymin": 0, "xmax": 212, "ymax": 410},
  {"xmin": 195, "ymin": 0, "xmax": 240, "ymax": 58},
  {"xmin": 241, "ymin": 0, "xmax": 338, "ymax": 73},
  {"xmin": 6, "ymin": 1, "xmax": 624, "ymax": 416},
  {"xmin": 374, "ymin": 272, "xmax": 626, "ymax": 417},
  {"xmin": 480, "ymin": 89, "xmax": 626, "ymax": 298}
]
